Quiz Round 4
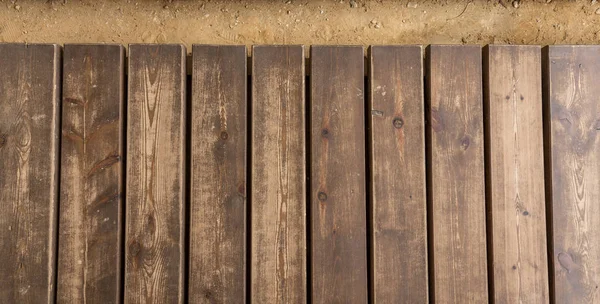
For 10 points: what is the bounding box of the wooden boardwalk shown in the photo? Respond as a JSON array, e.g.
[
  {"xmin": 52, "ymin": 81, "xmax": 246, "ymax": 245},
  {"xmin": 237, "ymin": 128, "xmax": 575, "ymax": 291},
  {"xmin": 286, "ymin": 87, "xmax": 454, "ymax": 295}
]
[{"xmin": 0, "ymin": 43, "xmax": 598, "ymax": 303}]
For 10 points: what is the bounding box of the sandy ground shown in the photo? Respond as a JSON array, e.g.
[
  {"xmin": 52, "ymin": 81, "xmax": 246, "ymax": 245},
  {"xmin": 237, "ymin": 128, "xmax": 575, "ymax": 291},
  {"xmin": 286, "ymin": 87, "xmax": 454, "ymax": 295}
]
[{"xmin": 0, "ymin": 0, "xmax": 599, "ymax": 53}]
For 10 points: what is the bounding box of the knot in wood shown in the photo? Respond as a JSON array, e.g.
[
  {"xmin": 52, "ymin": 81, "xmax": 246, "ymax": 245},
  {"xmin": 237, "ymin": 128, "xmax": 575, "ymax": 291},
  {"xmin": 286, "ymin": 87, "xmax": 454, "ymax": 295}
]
[
  {"xmin": 460, "ymin": 135, "xmax": 470, "ymax": 150},
  {"xmin": 129, "ymin": 241, "xmax": 141, "ymax": 256}
]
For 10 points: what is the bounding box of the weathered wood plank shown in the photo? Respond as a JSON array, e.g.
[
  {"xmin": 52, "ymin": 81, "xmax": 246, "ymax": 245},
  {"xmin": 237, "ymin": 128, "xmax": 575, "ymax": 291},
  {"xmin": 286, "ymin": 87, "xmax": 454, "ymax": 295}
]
[
  {"xmin": 427, "ymin": 45, "xmax": 488, "ymax": 303},
  {"xmin": 310, "ymin": 46, "xmax": 367, "ymax": 303},
  {"xmin": 369, "ymin": 45, "xmax": 427, "ymax": 303},
  {"xmin": 189, "ymin": 45, "xmax": 247, "ymax": 303},
  {"xmin": 58, "ymin": 44, "xmax": 125, "ymax": 304},
  {"xmin": 125, "ymin": 44, "xmax": 186, "ymax": 304},
  {"xmin": 484, "ymin": 45, "xmax": 549, "ymax": 303},
  {"xmin": 546, "ymin": 45, "xmax": 600, "ymax": 304},
  {"xmin": 0, "ymin": 44, "xmax": 60, "ymax": 303},
  {"xmin": 250, "ymin": 45, "xmax": 306, "ymax": 303}
]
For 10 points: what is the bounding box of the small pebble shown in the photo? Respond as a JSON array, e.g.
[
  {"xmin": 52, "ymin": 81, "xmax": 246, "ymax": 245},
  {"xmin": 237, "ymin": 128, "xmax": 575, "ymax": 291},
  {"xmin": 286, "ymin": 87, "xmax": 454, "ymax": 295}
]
[
  {"xmin": 407, "ymin": 2, "xmax": 418, "ymax": 8},
  {"xmin": 596, "ymin": 8, "xmax": 600, "ymax": 14},
  {"xmin": 512, "ymin": 0, "xmax": 519, "ymax": 8},
  {"xmin": 350, "ymin": 0, "xmax": 358, "ymax": 8},
  {"xmin": 14, "ymin": 5, "xmax": 21, "ymax": 11}
]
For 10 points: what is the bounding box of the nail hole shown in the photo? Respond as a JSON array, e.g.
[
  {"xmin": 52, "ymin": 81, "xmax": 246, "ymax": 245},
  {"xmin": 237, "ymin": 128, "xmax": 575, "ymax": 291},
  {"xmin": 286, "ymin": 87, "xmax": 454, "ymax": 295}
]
[
  {"xmin": 318, "ymin": 192, "xmax": 328, "ymax": 201},
  {"xmin": 393, "ymin": 117, "xmax": 404, "ymax": 129}
]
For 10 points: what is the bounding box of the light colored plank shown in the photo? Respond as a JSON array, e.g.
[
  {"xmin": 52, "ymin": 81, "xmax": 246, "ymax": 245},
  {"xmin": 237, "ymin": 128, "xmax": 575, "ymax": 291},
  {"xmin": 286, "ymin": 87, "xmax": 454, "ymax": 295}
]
[
  {"xmin": 427, "ymin": 45, "xmax": 488, "ymax": 303},
  {"xmin": 0, "ymin": 44, "xmax": 61, "ymax": 303},
  {"xmin": 369, "ymin": 45, "xmax": 428, "ymax": 303},
  {"xmin": 58, "ymin": 44, "xmax": 125, "ymax": 304},
  {"xmin": 251, "ymin": 45, "xmax": 306, "ymax": 303},
  {"xmin": 125, "ymin": 44, "xmax": 186, "ymax": 304},
  {"xmin": 546, "ymin": 45, "xmax": 600, "ymax": 304},
  {"xmin": 484, "ymin": 45, "xmax": 549, "ymax": 303},
  {"xmin": 189, "ymin": 45, "xmax": 247, "ymax": 303},
  {"xmin": 310, "ymin": 45, "xmax": 367, "ymax": 303}
]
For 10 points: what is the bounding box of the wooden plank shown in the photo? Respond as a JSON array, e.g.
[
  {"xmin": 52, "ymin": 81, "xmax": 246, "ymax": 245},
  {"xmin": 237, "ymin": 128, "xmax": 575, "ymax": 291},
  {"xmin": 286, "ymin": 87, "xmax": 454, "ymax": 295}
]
[
  {"xmin": 250, "ymin": 45, "xmax": 306, "ymax": 303},
  {"xmin": 125, "ymin": 44, "xmax": 186, "ymax": 303},
  {"xmin": 426, "ymin": 45, "xmax": 488, "ymax": 303},
  {"xmin": 546, "ymin": 45, "xmax": 600, "ymax": 303},
  {"xmin": 189, "ymin": 45, "xmax": 247, "ymax": 303},
  {"xmin": 0, "ymin": 44, "xmax": 60, "ymax": 303},
  {"xmin": 484, "ymin": 45, "xmax": 549, "ymax": 303},
  {"xmin": 58, "ymin": 44, "xmax": 125, "ymax": 304},
  {"xmin": 310, "ymin": 46, "xmax": 367, "ymax": 303},
  {"xmin": 369, "ymin": 45, "xmax": 427, "ymax": 303}
]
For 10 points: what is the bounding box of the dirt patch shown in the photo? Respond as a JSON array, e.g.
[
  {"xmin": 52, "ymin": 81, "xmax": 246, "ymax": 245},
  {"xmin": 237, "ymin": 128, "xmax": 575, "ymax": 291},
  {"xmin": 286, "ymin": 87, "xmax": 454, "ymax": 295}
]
[{"xmin": 0, "ymin": 0, "xmax": 598, "ymax": 52}]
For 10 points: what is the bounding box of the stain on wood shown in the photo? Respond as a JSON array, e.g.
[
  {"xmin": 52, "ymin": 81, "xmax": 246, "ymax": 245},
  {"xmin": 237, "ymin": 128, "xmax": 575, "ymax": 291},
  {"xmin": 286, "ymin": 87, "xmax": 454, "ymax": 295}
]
[
  {"xmin": 189, "ymin": 45, "xmax": 247, "ymax": 303},
  {"xmin": 251, "ymin": 45, "xmax": 306, "ymax": 303},
  {"xmin": 57, "ymin": 44, "xmax": 125, "ymax": 304},
  {"xmin": 310, "ymin": 46, "xmax": 367, "ymax": 303},
  {"xmin": 484, "ymin": 45, "xmax": 549, "ymax": 303},
  {"xmin": 426, "ymin": 45, "xmax": 488, "ymax": 303},
  {"xmin": 125, "ymin": 44, "xmax": 186, "ymax": 303},
  {"xmin": 0, "ymin": 44, "xmax": 61, "ymax": 303},
  {"xmin": 369, "ymin": 45, "xmax": 428, "ymax": 303},
  {"xmin": 545, "ymin": 45, "xmax": 600, "ymax": 303}
]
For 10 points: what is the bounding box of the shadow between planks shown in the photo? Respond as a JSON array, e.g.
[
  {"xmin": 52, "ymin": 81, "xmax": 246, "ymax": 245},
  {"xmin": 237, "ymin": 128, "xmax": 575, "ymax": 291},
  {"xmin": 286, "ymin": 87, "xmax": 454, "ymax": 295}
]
[{"xmin": 0, "ymin": 43, "xmax": 597, "ymax": 303}]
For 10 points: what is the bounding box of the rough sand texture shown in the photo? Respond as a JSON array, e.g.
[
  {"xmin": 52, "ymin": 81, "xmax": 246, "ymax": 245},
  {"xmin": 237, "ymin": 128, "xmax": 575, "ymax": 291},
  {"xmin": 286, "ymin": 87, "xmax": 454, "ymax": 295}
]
[{"xmin": 1, "ymin": 0, "xmax": 598, "ymax": 53}]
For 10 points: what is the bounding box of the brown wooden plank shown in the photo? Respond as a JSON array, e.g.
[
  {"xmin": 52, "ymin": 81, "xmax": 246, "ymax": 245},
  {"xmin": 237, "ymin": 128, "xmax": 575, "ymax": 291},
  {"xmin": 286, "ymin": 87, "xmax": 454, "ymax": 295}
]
[
  {"xmin": 58, "ymin": 44, "xmax": 125, "ymax": 304},
  {"xmin": 125, "ymin": 44, "xmax": 186, "ymax": 303},
  {"xmin": 546, "ymin": 45, "xmax": 600, "ymax": 303},
  {"xmin": 250, "ymin": 45, "xmax": 306, "ymax": 303},
  {"xmin": 484, "ymin": 45, "xmax": 549, "ymax": 303},
  {"xmin": 310, "ymin": 46, "xmax": 367, "ymax": 303},
  {"xmin": 427, "ymin": 45, "xmax": 488, "ymax": 303},
  {"xmin": 369, "ymin": 45, "xmax": 427, "ymax": 303},
  {"xmin": 189, "ymin": 45, "xmax": 247, "ymax": 303},
  {"xmin": 0, "ymin": 44, "xmax": 60, "ymax": 303}
]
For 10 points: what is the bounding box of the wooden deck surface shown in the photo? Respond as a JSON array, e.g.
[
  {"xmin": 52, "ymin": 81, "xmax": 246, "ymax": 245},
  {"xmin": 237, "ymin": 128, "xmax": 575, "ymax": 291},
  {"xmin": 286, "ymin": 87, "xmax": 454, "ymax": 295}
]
[{"xmin": 0, "ymin": 43, "xmax": 597, "ymax": 303}]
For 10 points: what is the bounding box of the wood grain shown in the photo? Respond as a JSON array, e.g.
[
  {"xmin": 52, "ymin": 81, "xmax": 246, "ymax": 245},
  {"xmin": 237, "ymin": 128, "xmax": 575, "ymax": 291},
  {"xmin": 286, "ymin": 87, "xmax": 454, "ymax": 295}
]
[
  {"xmin": 0, "ymin": 44, "xmax": 60, "ymax": 303},
  {"xmin": 189, "ymin": 45, "xmax": 247, "ymax": 303},
  {"xmin": 427, "ymin": 45, "xmax": 488, "ymax": 303},
  {"xmin": 484, "ymin": 45, "xmax": 549, "ymax": 303},
  {"xmin": 58, "ymin": 44, "xmax": 125, "ymax": 304},
  {"xmin": 310, "ymin": 46, "xmax": 367, "ymax": 303},
  {"xmin": 251, "ymin": 45, "xmax": 306, "ymax": 303},
  {"xmin": 369, "ymin": 45, "xmax": 427, "ymax": 303},
  {"xmin": 546, "ymin": 45, "xmax": 600, "ymax": 303},
  {"xmin": 125, "ymin": 44, "xmax": 186, "ymax": 304}
]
